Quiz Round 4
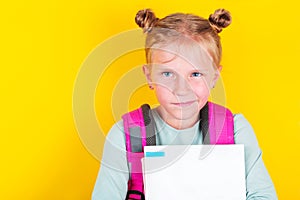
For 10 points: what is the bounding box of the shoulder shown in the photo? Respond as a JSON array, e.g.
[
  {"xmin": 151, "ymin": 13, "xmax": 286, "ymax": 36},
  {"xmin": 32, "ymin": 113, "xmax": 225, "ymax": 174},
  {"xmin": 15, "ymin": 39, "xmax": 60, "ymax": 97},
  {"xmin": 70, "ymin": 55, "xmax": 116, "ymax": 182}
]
[
  {"xmin": 101, "ymin": 119, "xmax": 127, "ymax": 170},
  {"xmin": 233, "ymin": 113, "xmax": 260, "ymax": 149},
  {"xmin": 233, "ymin": 113, "xmax": 253, "ymax": 134},
  {"xmin": 107, "ymin": 120, "xmax": 124, "ymax": 138},
  {"xmin": 104, "ymin": 120, "xmax": 126, "ymax": 151}
]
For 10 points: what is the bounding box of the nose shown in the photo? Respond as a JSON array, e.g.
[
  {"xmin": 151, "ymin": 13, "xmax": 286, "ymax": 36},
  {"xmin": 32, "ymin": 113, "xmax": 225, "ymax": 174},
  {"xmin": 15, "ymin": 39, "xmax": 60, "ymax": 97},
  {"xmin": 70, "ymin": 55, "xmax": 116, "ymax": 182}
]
[{"xmin": 173, "ymin": 75, "xmax": 191, "ymax": 96}]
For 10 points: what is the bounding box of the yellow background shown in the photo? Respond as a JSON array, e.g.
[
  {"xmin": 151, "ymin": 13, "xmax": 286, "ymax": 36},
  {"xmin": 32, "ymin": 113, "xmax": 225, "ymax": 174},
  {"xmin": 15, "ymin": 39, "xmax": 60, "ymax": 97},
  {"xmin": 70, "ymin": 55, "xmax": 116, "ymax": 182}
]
[{"xmin": 1, "ymin": 0, "xmax": 300, "ymax": 199}]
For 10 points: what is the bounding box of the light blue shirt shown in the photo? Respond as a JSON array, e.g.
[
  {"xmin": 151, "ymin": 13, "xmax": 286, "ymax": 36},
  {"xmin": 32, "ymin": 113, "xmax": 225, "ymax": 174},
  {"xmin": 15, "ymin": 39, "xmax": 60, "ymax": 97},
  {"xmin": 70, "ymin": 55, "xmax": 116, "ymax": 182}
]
[{"xmin": 92, "ymin": 108, "xmax": 277, "ymax": 199}]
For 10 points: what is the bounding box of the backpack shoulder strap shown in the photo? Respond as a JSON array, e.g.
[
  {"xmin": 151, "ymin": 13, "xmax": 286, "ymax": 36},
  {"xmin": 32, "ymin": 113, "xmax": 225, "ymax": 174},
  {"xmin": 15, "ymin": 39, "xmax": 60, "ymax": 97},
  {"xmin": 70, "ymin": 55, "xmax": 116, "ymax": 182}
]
[
  {"xmin": 208, "ymin": 102, "xmax": 234, "ymax": 144},
  {"xmin": 141, "ymin": 104, "xmax": 156, "ymax": 146},
  {"xmin": 123, "ymin": 104, "xmax": 156, "ymax": 152},
  {"xmin": 122, "ymin": 104, "xmax": 155, "ymax": 200},
  {"xmin": 123, "ymin": 105, "xmax": 147, "ymax": 153},
  {"xmin": 200, "ymin": 102, "xmax": 234, "ymax": 144}
]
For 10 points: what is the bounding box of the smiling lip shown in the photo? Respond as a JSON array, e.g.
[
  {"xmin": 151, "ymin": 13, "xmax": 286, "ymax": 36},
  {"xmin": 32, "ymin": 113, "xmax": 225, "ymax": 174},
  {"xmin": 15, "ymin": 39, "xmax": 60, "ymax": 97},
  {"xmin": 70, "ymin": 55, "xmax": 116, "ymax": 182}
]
[{"xmin": 172, "ymin": 100, "xmax": 196, "ymax": 107}]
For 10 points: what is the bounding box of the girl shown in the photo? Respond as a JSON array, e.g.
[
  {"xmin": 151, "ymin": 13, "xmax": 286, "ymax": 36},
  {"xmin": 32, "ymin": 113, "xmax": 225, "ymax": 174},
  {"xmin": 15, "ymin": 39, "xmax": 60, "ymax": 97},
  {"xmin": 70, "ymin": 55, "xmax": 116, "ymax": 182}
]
[{"xmin": 92, "ymin": 8, "xmax": 277, "ymax": 199}]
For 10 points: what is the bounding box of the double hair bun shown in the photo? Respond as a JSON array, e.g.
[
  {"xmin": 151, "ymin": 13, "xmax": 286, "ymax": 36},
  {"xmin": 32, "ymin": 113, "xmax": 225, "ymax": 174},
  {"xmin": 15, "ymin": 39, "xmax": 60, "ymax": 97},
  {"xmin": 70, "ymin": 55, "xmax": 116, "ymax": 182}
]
[
  {"xmin": 208, "ymin": 9, "xmax": 232, "ymax": 33},
  {"xmin": 135, "ymin": 9, "xmax": 158, "ymax": 33},
  {"xmin": 135, "ymin": 8, "xmax": 232, "ymax": 33}
]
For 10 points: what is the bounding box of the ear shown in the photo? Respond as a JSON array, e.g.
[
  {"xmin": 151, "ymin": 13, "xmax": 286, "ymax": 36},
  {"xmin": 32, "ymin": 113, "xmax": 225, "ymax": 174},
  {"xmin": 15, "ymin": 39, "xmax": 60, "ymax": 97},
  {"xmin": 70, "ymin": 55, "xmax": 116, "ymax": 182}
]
[
  {"xmin": 212, "ymin": 65, "xmax": 222, "ymax": 87},
  {"xmin": 142, "ymin": 64, "xmax": 153, "ymax": 84}
]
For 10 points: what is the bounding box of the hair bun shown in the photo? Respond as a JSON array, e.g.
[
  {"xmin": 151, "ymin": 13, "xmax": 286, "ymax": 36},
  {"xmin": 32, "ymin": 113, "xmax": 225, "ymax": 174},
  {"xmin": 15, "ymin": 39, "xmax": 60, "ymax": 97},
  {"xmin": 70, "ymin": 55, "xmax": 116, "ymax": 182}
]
[
  {"xmin": 208, "ymin": 9, "xmax": 232, "ymax": 33},
  {"xmin": 135, "ymin": 9, "xmax": 158, "ymax": 32}
]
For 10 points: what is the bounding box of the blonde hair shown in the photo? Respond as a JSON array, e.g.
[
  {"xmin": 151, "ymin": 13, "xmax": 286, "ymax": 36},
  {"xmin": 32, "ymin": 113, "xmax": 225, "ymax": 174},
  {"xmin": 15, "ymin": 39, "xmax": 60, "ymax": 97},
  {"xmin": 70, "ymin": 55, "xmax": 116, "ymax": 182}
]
[{"xmin": 135, "ymin": 9, "xmax": 232, "ymax": 67}]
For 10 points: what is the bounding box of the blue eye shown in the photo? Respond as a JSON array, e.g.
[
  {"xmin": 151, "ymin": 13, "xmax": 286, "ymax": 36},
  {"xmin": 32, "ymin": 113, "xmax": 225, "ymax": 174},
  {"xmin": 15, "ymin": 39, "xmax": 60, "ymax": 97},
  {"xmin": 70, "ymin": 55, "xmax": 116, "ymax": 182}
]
[
  {"xmin": 162, "ymin": 72, "xmax": 173, "ymax": 77},
  {"xmin": 191, "ymin": 72, "xmax": 202, "ymax": 77}
]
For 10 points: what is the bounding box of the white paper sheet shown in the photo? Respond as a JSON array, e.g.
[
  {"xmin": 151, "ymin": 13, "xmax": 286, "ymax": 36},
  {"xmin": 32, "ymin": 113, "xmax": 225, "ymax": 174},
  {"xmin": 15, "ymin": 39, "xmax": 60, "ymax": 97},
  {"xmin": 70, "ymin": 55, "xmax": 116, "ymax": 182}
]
[{"xmin": 142, "ymin": 145, "xmax": 246, "ymax": 200}]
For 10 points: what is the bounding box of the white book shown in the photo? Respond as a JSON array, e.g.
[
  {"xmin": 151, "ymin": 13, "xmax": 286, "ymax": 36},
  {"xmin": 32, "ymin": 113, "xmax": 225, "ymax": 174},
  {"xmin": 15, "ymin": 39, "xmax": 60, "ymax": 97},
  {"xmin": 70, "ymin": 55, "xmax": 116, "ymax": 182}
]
[{"xmin": 142, "ymin": 144, "xmax": 246, "ymax": 200}]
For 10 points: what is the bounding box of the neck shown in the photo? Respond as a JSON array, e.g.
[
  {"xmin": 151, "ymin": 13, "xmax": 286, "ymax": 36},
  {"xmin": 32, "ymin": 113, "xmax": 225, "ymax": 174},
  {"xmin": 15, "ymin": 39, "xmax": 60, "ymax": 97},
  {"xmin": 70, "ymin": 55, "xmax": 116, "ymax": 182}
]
[{"xmin": 157, "ymin": 106, "xmax": 199, "ymax": 130}]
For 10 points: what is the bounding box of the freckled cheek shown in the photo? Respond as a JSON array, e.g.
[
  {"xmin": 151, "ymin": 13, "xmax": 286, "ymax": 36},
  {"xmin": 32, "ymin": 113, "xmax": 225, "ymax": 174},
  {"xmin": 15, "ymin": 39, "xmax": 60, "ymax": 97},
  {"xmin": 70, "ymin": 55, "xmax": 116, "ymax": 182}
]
[
  {"xmin": 155, "ymin": 84, "xmax": 171, "ymax": 95},
  {"xmin": 190, "ymin": 81, "xmax": 210, "ymax": 99},
  {"xmin": 151, "ymin": 76, "xmax": 174, "ymax": 92},
  {"xmin": 154, "ymin": 85, "xmax": 174, "ymax": 102}
]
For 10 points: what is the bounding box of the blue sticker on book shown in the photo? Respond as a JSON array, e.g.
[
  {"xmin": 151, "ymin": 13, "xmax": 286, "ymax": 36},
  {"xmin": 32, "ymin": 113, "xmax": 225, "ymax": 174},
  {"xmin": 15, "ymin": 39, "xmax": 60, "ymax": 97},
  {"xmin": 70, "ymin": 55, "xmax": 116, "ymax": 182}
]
[{"xmin": 145, "ymin": 151, "xmax": 165, "ymax": 157}]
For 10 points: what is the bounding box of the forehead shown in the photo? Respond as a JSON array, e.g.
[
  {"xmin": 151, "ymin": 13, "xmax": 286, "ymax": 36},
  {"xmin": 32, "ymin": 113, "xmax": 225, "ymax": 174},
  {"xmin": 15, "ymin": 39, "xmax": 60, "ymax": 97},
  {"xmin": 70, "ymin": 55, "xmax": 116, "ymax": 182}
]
[{"xmin": 150, "ymin": 41, "xmax": 214, "ymax": 69}]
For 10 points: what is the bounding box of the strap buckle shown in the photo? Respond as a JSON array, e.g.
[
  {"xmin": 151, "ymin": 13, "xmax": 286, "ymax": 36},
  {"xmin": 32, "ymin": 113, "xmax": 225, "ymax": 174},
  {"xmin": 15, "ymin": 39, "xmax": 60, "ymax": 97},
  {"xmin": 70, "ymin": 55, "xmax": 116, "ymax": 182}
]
[{"xmin": 125, "ymin": 190, "xmax": 145, "ymax": 200}]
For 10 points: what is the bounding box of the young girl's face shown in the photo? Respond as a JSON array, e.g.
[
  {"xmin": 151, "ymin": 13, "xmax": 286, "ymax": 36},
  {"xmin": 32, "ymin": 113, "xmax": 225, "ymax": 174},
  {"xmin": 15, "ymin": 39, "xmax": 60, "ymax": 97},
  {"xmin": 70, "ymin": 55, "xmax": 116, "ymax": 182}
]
[{"xmin": 144, "ymin": 44, "xmax": 220, "ymax": 128}]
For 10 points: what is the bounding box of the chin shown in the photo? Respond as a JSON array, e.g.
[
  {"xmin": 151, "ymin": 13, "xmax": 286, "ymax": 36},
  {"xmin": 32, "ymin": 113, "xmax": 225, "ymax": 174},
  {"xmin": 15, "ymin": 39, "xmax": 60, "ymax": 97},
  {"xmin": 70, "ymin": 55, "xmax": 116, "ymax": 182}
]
[{"xmin": 170, "ymin": 106, "xmax": 200, "ymax": 120}]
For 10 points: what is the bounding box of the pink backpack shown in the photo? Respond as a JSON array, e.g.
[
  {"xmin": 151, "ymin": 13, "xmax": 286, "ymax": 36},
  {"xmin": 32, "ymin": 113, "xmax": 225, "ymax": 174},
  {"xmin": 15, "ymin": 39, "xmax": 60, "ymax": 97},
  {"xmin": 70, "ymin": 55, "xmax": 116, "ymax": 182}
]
[{"xmin": 122, "ymin": 102, "xmax": 234, "ymax": 200}]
